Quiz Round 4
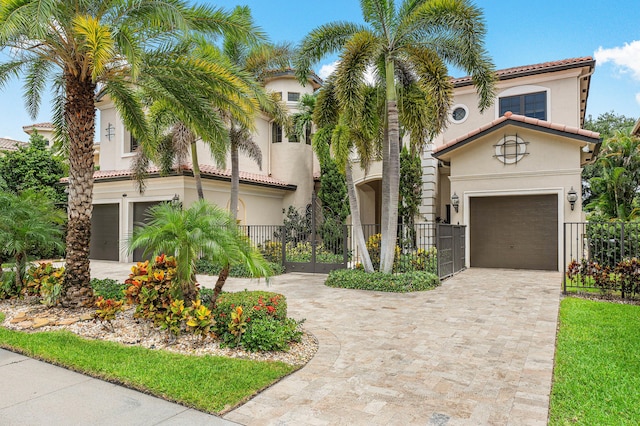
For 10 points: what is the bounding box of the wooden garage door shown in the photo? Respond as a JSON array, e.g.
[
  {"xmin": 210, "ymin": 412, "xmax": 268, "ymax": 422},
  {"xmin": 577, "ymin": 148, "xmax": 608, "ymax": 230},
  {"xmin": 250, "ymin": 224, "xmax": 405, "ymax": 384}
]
[
  {"xmin": 470, "ymin": 195, "xmax": 558, "ymax": 270},
  {"xmin": 90, "ymin": 204, "xmax": 119, "ymax": 261},
  {"xmin": 133, "ymin": 201, "xmax": 162, "ymax": 262}
]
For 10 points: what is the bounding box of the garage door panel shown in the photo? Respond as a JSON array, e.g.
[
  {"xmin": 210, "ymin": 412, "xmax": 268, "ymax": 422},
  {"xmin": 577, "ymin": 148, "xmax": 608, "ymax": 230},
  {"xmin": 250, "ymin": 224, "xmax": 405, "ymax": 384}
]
[
  {"xmin": 133, "ymin": 202, "xmax": 162, "ymax": 262},
  {"xmin": 90, "ymin": 204, "xmax": 119, "ymax": 261},
  {"xmin": 470, "ymin": 195, "xmax": 557, "ymax": 270}
]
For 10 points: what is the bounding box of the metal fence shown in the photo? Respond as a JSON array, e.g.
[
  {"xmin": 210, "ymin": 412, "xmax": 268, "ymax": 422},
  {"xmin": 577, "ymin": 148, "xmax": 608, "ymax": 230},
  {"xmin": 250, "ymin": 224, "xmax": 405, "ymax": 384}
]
[
  {"xmin": 241, "ymin": 222, "xmax": 466, "ymax": 279},
  {"xmin": 564, "ymin": 222, "xmax": 640, "ymax": 295}
]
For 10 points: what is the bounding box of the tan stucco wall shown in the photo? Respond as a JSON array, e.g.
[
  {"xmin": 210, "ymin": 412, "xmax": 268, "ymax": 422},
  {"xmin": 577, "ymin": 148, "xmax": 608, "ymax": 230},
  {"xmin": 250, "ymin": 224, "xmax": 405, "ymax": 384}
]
[{"xmin": 93, "ymin": 176, "xmax": 288, "ymax": 262}]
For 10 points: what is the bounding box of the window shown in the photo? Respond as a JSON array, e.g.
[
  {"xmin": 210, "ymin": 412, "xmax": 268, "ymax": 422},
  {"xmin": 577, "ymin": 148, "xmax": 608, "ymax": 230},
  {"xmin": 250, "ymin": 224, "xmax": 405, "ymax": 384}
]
[
  {"xmin": 450, "ymin": 104, "xmax": 469, "ymax": 124},
  {"xmin": 129, "ymin": 134, "xmax": 138, "ymax": 152},
  {"xmin": 288, "ymin": 132, "xmax": 299, "ymax": 143},
  {"xmin": 271, "ymin": 123, "xmax": 282, "ymax": 143},
  {"xmin": 287, "ymin": 92, "xmax": 300, "ymax": 102},
  {"xmin": 499, "ymin": 91, "xmax": 546, "ymax": 120},
  {"xmin": 305, "ymin": 126, "xmax": 312, "ymax": 145}
]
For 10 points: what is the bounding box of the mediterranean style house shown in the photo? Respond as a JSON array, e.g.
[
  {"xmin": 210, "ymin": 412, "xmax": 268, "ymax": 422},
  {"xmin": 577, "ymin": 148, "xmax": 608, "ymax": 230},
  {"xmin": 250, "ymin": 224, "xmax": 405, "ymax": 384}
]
[{"xmin": 49, "ymin": 57, "xmax": 599, "ymax": 271}]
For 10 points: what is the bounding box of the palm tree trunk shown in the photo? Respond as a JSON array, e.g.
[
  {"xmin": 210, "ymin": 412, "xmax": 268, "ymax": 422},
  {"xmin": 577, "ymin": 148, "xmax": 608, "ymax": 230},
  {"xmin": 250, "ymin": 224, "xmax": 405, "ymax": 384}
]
[
  {"xmin": 210, "ymin": 262, "xmax": 229, "ymax": 308},
  {"xmin": 61, "ymin": 73, "xmax": 96, "ymax": 308},
  {"xmin": 230, "ymin": 139, "xmax": 239, "ymax": 221},
  {"xmin": 380, "ymin": 59, "xmax": 400, "ymax": 273},
  {"xmin": 190, "ymin": 141, "xmax": 204, "ymax": 200},
  {"xmin": 346, "ymin": 161, "xmax": 374, "ymax": 272}
]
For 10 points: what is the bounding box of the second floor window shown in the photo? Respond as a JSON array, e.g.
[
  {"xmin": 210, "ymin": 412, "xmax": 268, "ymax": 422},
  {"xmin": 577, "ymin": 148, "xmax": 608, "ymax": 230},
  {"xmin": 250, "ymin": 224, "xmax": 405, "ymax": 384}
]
[
  {"xmin": 287, "ymin": 92, "xmax": 300, "ymax": 102},
  {"xmin": 129, "ymin": 134, "xmax": 138, "ymax": 152},
  {"xmin": 272, "ymin": 123, "xmax": 282, "ymax": 143},
  {"xmin": 499, "ymin": 91, "xmax": 547, "ymax": 120}
]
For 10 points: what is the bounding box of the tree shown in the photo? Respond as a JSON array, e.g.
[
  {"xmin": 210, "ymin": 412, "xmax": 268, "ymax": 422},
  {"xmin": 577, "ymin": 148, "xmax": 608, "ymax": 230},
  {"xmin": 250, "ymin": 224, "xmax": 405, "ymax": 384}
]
[
  {"xmin": 0, "ymin": 131, "xmax": 67, "ymax": 206},
  {"xmin": 296, "ymin": 0, "xmax": 495, "ymax": 272},
  {"xmin": 582, "ymin": 111, "xmax": 637, "ymax": 205},
  {"xmin": 586, "ymin": 128, "xmax": 640, "ymax": 220},
  {"xmin": 399, "ymin": 146, "xmax": 423, "ymax": 246},
  {"xmin": 128, "ymin": 200, "xmax": 271, "ymax": 304},
  {"xmin": 0, "ymin": 0, "xmax": 255, "ymax": 307},
  {"xmin": 0, "ymin": 191, "xmax": 65, "ymax": 294}
]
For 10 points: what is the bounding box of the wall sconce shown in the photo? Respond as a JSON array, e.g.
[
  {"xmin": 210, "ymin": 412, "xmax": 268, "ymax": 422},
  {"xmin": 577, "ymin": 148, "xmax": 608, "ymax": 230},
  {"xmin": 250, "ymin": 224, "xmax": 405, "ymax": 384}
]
[
  {"xmin": 105, "ymin": 123, "xmax": 115, "ymax": 141},
  {"xmin": 567, "ymin": 187, "xmax": 578, "ymax": 211},
  {"xmin": 451, "ymin": 192, "xmax": 460, "ymax": 213},
  {"xmin": 171, "ymin": 194, "xmax": 180, "ymax": 205}
]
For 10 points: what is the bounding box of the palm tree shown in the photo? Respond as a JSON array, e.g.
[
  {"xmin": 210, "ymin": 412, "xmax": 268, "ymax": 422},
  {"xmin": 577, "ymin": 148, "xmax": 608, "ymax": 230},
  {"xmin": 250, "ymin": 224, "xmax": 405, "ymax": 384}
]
[
  {"xmin": 0, "ymin": 0, "xmax": 257, "ymax": 307},
  {"xmin": 129, "ymin": 200, "xmax": 271, "ymax": 304},
  {"xmin": 296, "ymin": 0, "xmax": 495, "ymax": 272},
  {"xmin": 0, "ymin": 191, "xmax": 65, "ymax": 293}
]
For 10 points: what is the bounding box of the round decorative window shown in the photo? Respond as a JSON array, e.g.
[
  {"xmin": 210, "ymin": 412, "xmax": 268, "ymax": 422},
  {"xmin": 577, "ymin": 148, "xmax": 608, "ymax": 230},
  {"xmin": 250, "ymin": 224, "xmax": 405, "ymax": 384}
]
[
  {"xmin": 450, "ymin": 104, "xmax": 468, "ymax": 124},
  {"xmin": 495, "ymin": 135, "xmax": 528, "ymax": 164}
]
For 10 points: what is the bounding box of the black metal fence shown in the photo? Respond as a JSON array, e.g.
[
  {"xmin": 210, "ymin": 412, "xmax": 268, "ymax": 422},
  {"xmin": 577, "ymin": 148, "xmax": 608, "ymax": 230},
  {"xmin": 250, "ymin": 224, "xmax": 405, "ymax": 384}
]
[
  {"xmin": 241, "ymin": 222, "xmax": 466, "ymax": 279},
  {"xmin": 563, "ymin": 222, "xmax": 640, "ymax": 295}
]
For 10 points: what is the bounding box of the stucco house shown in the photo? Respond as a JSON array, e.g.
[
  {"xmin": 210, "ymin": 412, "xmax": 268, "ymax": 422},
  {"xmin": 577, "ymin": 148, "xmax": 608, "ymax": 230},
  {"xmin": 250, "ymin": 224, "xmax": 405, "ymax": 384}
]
[
  {"xmin": 0, "ymin": 137, "xmax": 28, "ymax": 153},
  {"xmin": 88, "ymin": 57, "xmax": 600, "ymax": 272},
  {"xmin": 90, "ymin": 70, "xmax": 321, "ymax": 262}
]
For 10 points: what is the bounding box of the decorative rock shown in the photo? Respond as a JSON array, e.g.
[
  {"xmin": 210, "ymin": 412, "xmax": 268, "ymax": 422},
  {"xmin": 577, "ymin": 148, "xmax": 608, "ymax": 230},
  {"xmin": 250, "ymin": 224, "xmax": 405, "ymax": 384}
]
[
  {"xmin": 32, "ymin": 318, "xmax": 52, "ymax": 329},
  {"xmin": 17, "ymin": 321, "xmax": 33, "ymax": 328},
  {"xmin": 79, "ymin": 313, "xmax": 94, "ymax": 321},
  {"xmin": 57, "ymin": 318, "xmax": 80, "ymax": 326}
]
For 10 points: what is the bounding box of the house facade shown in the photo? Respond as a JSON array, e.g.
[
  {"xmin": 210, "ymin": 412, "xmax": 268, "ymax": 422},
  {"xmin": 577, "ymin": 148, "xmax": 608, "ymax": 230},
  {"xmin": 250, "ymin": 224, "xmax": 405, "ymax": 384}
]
[
  {"xmin": 90, "ymin": 70, "xmax": 321, "ymax": 262},
  {"xmin": 351, "ymin": 57, "xmax": 601, "ymax": 271}
]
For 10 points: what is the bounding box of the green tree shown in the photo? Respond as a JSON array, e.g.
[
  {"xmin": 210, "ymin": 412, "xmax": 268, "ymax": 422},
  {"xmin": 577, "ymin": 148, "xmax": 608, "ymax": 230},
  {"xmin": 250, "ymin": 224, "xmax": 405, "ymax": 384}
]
[
  {"xmin": 399, "ymin": 146, "xmax": 422, "ymax": 245},
  {"xmin": 583, "ymin": 111, "xmax": 637, "ymax": 205},
  {"xmin": 587, "ymin": 128, "xmax": 640, "ymax": 220},
  {"xmin": 129, "ymin": 200, "xmax": 271, "ymax": 304},
  {"xmin": 0, "ymin": 191, "xmax": 65, "ymax": 293},
  {"xmin": 0, "ymin": 131, "xmax": 67, "ymax": 206},
  {"xmin": 296, "ymin": 0, "xmax": 495, "ymax": 272},
  {"xmin": 0, "ymin": 0, "xmax": 255, "ymax": 307}
]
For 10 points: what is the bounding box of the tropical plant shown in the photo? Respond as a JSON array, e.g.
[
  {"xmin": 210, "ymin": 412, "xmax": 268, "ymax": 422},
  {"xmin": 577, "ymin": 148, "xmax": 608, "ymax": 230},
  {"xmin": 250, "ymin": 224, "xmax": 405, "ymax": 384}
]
[
  {"xmin": 128, "ymin": 200, "xmax": 272, "ymax": 305},
  {"xmin": 296, "ymin": 0, "xmax": 495, "ymax": 272},
  {"xmin": 399, "ymin": 146, "xmax": 423, "ymax": 246},
  {"xmin": 0, "ymin": 191, "xmax": 65, "ymax": 292},
  {"xmin": 587, "ymin": 128, "xmax": 640, "ymax": 220},
  {"xmin": 0, "ymin": 0, "xmax": 256, "ymax": 307}
]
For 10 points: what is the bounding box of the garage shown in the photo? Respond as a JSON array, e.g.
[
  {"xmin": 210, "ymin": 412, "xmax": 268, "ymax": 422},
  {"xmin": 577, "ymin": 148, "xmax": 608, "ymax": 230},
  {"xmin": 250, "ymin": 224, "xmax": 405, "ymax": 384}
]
[
  {"xmin": 90, "ymin": 203, "xmax": 119, "ymax": 261},
  {"xmin": 469, "ymin": 195, "xmax": 558, "ymax": 270},
  {"xmin": 132, "ymin": 201, "xmax": 162, "ymax": 262}
]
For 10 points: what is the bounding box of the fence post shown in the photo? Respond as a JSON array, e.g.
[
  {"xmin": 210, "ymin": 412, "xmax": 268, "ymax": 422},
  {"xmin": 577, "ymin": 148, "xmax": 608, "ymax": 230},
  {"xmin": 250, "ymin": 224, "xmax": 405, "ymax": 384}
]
[
  {"xmin": 280, "ymin": 225, "xmax": 286, "ymax": 266},
  {"xmin": 343, "ymin": 224, "xmax": 348, "ymax": 268},
  {"xmin": 435, "ymin": 223, "xmax": 440, "ymax": 279},
  {"xmin": 621, "ymin": 222, "xmax": 625, "ymax": 261},
  {"xmin": 563, "ymin": 223, "xmax": 566, "ymax": 293}
]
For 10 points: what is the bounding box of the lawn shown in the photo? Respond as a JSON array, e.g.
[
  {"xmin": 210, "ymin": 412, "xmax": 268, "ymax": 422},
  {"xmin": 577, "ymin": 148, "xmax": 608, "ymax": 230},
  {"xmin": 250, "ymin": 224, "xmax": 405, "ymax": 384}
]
[
  {"xmin": 549, "ymin": 297, "xmax": 640, "ymax": 425},
  {"xmin": 0, "ymin": 313, "xmax": 296, "ymax": 414}
]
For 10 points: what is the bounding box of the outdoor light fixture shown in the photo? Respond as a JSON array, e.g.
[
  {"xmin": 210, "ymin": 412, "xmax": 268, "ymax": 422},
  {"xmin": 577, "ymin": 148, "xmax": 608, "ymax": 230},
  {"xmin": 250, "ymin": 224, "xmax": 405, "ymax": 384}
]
[
  {"xmin": 171, "ymin": 194, "xmax": 180, "ymax": 204},
  {"xmin": 567, "ymin": 187, "xmax": 578, "ymax": 211},
  {"xmin": 105, "ymin": 123, "xmax": 115, "ymax": 141},
  {"xmin": 451, "ymin": 192, "xmax": 460, "ymax": 213}
]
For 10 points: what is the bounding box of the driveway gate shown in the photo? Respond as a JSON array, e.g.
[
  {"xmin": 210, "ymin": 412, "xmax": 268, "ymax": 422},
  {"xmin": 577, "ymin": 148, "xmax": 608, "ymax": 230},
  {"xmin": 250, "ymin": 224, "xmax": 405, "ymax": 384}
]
[{"xmin": 436, "ymin": 224, "xmax": 466, "ymax": 279}]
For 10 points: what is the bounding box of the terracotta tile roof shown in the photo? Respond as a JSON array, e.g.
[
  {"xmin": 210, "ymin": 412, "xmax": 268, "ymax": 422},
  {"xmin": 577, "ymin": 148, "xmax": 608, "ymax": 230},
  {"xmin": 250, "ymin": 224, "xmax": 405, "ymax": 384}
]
[
  {"xmin": 22, "ymin": 122, "xmax": 54, "ymax": 130},
  {"xmin": 0, "ymin": 137, "xmax": 27, "ymax": 151},
  {"xmin": 452, "ymin": 57, "xmax": 595, "ymax": 87},
  {"xmin": 85, "ymin": 163, "xmax": 296, "ymax": 190},
  {"xmin": 434, "ymin": 111, "xmax": 601, "ymax": 157}
]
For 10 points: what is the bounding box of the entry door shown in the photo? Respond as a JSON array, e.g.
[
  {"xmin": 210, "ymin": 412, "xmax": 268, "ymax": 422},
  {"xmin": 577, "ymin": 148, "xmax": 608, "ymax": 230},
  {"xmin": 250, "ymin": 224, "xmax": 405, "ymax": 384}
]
[{"xmin": 470, "ymin": 195, "xmax": 558, "ymax": 270}]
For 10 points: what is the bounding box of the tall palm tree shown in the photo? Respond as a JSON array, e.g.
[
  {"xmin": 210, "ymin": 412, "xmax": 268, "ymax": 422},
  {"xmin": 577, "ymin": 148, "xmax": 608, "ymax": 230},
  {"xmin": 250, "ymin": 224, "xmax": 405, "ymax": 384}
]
[
  {"xmin": 0, "ymin": 0, "xmax": 256, "ymax": 307},
  {"xmin": 296, "ymin": 0, "xmax": 495, "ymax": 272},
  {"xmin": 129, "ymin": 200, "xmax": 271, "ymax": 303}
]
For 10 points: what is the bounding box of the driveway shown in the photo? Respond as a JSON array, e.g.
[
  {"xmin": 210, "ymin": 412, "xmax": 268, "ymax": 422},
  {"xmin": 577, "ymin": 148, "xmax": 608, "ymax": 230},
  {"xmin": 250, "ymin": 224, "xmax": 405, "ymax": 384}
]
[{"xmin": 217, "ymin": 268, "xmax": 562, "ymax": 426}]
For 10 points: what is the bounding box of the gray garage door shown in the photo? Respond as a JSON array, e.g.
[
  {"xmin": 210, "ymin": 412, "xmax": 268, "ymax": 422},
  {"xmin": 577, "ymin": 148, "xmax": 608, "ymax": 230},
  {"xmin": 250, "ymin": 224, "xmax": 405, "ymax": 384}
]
[
  {"xmin": 90, "ymin": 203, "xmax": 119, "ymax": 261},
  {"xmin": 470, "ymin": 195, "xmax": 558, "ymax": 270},
  {"xmin": 133, "ymin": 201, "xmax": 162, "ymax": 262}
]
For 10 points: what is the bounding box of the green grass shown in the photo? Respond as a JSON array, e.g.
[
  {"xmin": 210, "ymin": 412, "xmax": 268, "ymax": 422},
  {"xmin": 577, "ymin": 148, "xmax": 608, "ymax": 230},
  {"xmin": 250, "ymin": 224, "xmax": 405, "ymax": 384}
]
[
  {"xmin": 549, "ymin": 297, "xmax": 640, "ymax": 425},
  {"xmin": 0, "ymin": 317, "xmax": 295, "ymax": 414}
]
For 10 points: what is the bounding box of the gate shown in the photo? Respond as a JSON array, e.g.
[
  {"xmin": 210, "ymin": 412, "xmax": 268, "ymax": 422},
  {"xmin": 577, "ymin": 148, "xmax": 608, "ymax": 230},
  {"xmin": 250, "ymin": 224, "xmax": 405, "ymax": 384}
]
[
  {"xmin": 436, "ymin": 224, "xmax": 466, "ymax": 279},
  {"xmin": 282, "ymin": 194, "xmax": 348, "ymax": 273}
]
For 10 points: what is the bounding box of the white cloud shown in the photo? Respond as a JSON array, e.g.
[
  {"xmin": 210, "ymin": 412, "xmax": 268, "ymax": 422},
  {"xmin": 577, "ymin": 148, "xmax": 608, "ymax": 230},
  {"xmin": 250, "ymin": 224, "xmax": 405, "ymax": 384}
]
[
  {"xmin": 317, "ymin": 60, "xmax": 377, "ymax": 85},
  {"xmin": 635, "ymin": 92, "xmax": 640, "ymax": 106},
  {"xmin": 318, "ymin": 61, "xmax": 338, "ymax": 80},
  {"xmin": 595, "ymin": 40, "xmax": 640, "ymax": 80}
]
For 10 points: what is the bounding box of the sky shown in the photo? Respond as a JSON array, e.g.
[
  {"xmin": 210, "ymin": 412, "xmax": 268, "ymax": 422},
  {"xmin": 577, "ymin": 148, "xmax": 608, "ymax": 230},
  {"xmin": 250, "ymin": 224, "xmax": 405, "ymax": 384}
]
[{"xmin": 1, "ymin": 0, "xmax": 639, "ymax": 141}]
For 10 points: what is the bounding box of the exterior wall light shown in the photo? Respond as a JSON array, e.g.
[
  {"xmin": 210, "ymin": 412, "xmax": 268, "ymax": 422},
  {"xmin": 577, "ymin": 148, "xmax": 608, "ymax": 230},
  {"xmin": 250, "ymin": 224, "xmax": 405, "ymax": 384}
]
[
  {"xmin": 451, "ymin": 192, "xmax": 460, "ymax": 213},
  {"xmin": 567, "ymin": 187, "xmax": 578, "ymax": 211}
]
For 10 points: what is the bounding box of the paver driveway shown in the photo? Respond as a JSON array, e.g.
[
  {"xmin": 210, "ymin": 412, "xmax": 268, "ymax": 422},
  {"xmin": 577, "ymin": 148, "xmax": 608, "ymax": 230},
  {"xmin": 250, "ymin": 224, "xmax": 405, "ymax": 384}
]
[{"xmin": 221, "ymin": 268, "xmax": 562, "ymax": 426}]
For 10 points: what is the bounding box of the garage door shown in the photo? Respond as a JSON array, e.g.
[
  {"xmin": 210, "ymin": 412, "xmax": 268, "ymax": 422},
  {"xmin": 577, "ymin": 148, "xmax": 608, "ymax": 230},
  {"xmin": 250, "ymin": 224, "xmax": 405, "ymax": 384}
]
[
  {"xmin": 133, "ymin": 201, "xmax": 162, "ymax": 262},
  {"xmin": 470, "ymin": 195, "xmax": 558, "ymax": 270},
  {"xmin": 90, "ymin": 204, "xmax": 119, "ymax": 261}
]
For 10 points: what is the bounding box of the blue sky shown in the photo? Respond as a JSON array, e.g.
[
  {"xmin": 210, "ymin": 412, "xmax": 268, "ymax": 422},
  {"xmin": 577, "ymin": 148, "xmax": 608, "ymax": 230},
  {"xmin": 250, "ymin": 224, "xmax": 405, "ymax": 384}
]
[{"xmin": 1, "ymin": 0, "xmax": 639, "ymax": 141}]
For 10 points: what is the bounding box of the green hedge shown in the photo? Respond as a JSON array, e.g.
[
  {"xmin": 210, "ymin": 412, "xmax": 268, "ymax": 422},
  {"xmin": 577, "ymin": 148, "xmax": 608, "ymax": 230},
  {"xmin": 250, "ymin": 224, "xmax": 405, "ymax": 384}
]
[
  {"xmin": 195, "ymin": 259, "xmax": 284, "ymax": 277},
  {"xmin": 325, "ymin": 269, "xmax": 439, "ymax": 292}
]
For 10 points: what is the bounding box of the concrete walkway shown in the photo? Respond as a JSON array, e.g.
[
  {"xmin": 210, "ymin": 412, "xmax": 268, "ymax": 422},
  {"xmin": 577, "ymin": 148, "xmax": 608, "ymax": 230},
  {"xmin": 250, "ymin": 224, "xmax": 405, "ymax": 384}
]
[{"xmin": 1, "ymin": 263, "xmax": 562, "ymax": 425}]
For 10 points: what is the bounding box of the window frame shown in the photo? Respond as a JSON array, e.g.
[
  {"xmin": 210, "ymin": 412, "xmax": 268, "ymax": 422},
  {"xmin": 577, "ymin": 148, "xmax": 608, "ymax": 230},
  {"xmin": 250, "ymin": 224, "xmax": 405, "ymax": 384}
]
[
  {"xmin": 271, "ymin": 123, "xmax": 282, "ymax": 143},
  {"xmin": 496, "ymin": 85, "xmax": 550, "ymax": 121}
]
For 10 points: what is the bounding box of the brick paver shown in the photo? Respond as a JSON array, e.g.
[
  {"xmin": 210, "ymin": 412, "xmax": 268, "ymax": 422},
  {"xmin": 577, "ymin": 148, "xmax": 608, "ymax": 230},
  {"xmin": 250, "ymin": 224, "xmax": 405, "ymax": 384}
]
[{"xmin": 220, "ymin": 268, "xmax": 561, "ymax": 425}]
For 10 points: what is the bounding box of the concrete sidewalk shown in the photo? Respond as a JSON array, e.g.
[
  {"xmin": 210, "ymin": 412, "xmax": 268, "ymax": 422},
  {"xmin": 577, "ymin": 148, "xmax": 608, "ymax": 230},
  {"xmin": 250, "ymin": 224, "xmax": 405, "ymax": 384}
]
[{"xmin": 0, "ymin": 348, "xmax": 237, "ymax": 426}]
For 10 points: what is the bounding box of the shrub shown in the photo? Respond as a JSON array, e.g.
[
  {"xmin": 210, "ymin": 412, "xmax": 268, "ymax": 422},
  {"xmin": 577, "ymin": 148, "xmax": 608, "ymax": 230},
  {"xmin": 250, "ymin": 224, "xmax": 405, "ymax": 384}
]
[
  {"xmin": 123, "ymin": 256, "xmax": 177, "ymax": 323},
  {"xmin": 94, "ymin": 297, "xmax": 124, "ymax": 332},
  {"xmin": 325, "ymin": 269, "xmax": 440, "ymax": 292},
  {"xmin": 185, "ymin": 300, "xmax": 214, "ymax": 338},
  {"xmin": 25, "ymin": 263, "xmax": 64, "ymax": 297},
  {"xmin": 585, "ymin": 222, "xmax": 640, "ymax": 267},
  {"xmin": 195, "ymin": 259, "xmax": 284, "ymax": 277},
  {"xmin": 241, "ymin": 317, "xmax": 304, "ymax": 352},
  {"xmin": 91, "ymin": 278, "xmax": 126, "ymax": 301},
  {"xmin": 613, "ymin": 258, "xmax": 640, "ymax": 298},
  {"xmin": 395, "ymin": 247, "xmax": 437, "ymax": 274},
  {"xmin": 365, "ymin": 233, "xmax": 400, "ymax": 270},
  {"xmin": 258, "ymin": 240, "xmax": 282, "ymax": 264}
]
